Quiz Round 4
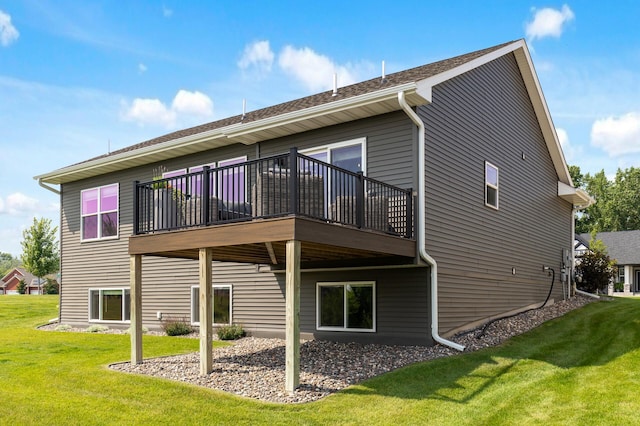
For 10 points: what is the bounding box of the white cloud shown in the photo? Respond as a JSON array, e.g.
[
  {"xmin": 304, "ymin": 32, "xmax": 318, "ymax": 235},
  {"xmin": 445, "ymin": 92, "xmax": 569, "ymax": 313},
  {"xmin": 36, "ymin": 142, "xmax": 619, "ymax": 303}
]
[
  {"xmin": 123, "ymin": 90, "xmax": 213, "ymax": 128},
  {"xmin": 278, "ymin": 45, "xmax": 359, "ymax": 92},
  {"xmin": 591, "ymin": 112, "xmax": 640, "ymax": 157},
  {"xmin": 238, "ymin": 40, "xmax": 275, "ymax": 75},
  {"xmin": 171, "ymin": 90, "xmax": 213, "ymax": 117},
  {"xmin": 162, "ymin": 5, "xmax": 173, "ymax": 18},
  {"xmin": 0, "ymin": 9, "xmax": 19, "ymax": 46},
  {"xmin": 0, "ymin": 193, "xmax": 52, "ymax": 216},
  {"xmin": 123, "ymin": 98, "xmax": 176, "ymax": 127},
  {"xmin": 138, "ymin": 63, "xmax": 147, "ymax": 74},
  {"xmin": 526, "ymin": 4, "xmax": 574, "ymax": 41}
]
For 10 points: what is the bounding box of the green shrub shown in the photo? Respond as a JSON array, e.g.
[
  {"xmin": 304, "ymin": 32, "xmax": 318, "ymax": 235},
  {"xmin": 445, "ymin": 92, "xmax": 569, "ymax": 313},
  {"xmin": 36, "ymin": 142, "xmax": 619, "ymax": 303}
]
[
  {"xmin": 86, "ymin": 325, "xmax": 109, "ymax": 333},
  {"xmin": 124, "ymin": 326, "xmax": 149, "ymax": 335},
  {"xmin": 217, "ymin": 324, "xmax": 246, "ymax": 340},
  {"xmin": 55, "ymin": 324, "xmax": 72, "ymax": 331},
  {"xmin": 614, "ymin": 282, "xmax": 624, "ymax": 292},
  {"xmin": 161, "ymin": 317, "xmax": 193, "ymax": 336},
  {"xmin": 43, "ymin": 278, "xmax": 60, "ymax": 295}
]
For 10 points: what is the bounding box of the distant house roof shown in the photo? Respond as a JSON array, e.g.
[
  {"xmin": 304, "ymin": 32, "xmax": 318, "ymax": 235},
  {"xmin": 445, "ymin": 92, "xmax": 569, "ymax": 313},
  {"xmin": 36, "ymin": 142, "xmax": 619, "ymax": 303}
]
[
  {"xmin": 1, "ymin": 267, "xmax": 36, "ymax": 288},
  {"xmin": 579, "ymin": 230, "xmax": 640, "ymax": 265},
  {"xmin": 35, "ymin": 39, "xmax": 591, "ymax": 206}
]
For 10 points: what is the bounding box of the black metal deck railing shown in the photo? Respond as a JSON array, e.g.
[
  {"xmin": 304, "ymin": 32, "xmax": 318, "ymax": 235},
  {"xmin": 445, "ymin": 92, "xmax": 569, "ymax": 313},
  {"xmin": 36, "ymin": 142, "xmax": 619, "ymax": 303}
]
[{"xmin": 133, "ymin": 148, "xmax": 414, "ymax": 238}]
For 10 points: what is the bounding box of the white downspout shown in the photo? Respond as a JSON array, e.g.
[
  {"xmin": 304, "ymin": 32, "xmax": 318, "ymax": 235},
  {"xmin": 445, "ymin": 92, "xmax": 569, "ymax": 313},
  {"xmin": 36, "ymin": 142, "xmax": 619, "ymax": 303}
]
[
  {"xmin": 571, "ymin": 202, "xmax": 591, "ymax": 297},
  {"xmin": 398, "ymin": 91, "xmax": 465, "ymax": 351},
  {"xmin": 37, "ymin": 178, "xmax": 61, "ymax": 195}
]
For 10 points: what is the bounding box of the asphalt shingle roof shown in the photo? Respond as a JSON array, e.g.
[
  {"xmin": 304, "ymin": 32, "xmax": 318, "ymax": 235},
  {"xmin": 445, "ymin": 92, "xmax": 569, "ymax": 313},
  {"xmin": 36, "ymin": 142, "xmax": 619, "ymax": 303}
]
[
  {"xmin": 579, "ymin": 230, "xmax": 640, "ymax": 265},
  {"xmin": 81, "ymin": 40, "xmax": 517, "ymax": 165}
]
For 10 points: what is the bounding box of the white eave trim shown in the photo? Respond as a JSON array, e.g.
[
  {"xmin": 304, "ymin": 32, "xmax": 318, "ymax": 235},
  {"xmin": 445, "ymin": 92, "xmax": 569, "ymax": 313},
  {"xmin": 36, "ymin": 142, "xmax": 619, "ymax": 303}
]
[
  {"xmin": 558, "ymin": 181, "xmax": 595, "ymax": 207},
  {"xmin": 35, "ymin": 82, "xmax": 422, "ymax": 184},
  {"xmin": 416, "ymin": 39, "xmax": 575, "ymax": 189},
  {"xmin": 223, "ymin": 82, "xmax": 420, "ymax": 138}
]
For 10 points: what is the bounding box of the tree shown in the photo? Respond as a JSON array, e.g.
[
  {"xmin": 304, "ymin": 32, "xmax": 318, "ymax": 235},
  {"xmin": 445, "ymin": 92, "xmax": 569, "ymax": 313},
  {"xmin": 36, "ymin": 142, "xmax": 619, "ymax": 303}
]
[
  {"xmin": 571, "ymin": 166, "xmax": 640, "ymax": 234},
  {"xmin": 43, "ymin": 278, "xmax": 60, "ymax": 295},
  {"xmin": 575, "ymin": 235, "xmax": 617, "ymax": 294},
  {"xmin": 20, "ymin": 217, "xmax": 59, "ymax": 293},
  {"xmin": 0, "ymin": 252, "xmax": 21, "ymax": 277},
  {"xmin": 17, "ymin": 279, "xmax": 27, "ymax": 295}
]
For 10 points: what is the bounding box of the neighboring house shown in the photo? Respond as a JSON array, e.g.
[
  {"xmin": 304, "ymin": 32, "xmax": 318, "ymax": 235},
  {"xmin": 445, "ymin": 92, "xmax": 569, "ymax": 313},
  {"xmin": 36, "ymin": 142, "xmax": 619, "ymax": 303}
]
[
  {"xmin": 1, "ymin": 267, "xmax": 42, "ymax": 295},
  {"xmin": 578, "ymin": 230, "xmax": 640, "ymax": 294},
  {"xmin": 574, "ymin": 233, "xmax": 590, "ymax": 259},
  {"xmin": 35, "ymin": 39, "xmax": 592, "ymax": 391}
]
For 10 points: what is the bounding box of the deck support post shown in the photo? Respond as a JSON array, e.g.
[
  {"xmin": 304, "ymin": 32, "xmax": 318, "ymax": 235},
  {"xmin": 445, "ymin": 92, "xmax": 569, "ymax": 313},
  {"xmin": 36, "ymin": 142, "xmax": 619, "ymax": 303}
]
[
  {"xmin": 285, "ymin": 239, "xmax": 301, "ymax": 393},
  {"xmin": 130, "ymin": 254, "xmax": 142, "ymax": 365},
  {"xmin": 199, "ymin": 247, "xmax": 213, "ymax": 375}
]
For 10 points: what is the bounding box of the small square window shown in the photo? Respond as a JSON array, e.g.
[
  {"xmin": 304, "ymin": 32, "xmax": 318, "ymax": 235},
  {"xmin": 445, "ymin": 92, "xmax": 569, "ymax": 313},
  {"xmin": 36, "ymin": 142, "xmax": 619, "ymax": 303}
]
[
  {"xmin": 191, "ymin": 285, "xmax": 232, "ymax": 325},
  {"xmin": 88, "ymin": 288, "xmax": 130, "ymax": 322},
  {"xmin": 485, "ymin": 162, "xmax": 499, "ymax": 210},
  {"xmin": 316, "ymin": 281, "xmax": 375, "ymax": 332}
]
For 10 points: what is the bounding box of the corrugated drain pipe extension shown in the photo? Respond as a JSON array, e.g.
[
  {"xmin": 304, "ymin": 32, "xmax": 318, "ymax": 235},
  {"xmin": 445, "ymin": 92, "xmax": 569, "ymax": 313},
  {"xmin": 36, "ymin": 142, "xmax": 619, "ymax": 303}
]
[{"xmin": 398, "ymin": 91, "xmax": 465, "ymax": 352}]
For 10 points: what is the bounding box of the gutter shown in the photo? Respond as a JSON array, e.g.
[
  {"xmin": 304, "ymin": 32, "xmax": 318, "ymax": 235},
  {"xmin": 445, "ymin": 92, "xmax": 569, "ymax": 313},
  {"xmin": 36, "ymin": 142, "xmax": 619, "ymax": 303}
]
[
  {"xmin": 398, "ymin": 91, "xmax": 465, "ymax": 351},
  {"xmin": 37, "ymin": 178, "xmax": 60, "ymax": 195}
]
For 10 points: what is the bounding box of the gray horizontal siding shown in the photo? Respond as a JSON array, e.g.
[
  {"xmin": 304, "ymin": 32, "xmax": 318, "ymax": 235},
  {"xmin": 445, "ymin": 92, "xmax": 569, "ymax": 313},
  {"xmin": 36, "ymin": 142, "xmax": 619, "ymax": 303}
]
[
  {"xmin": 59, "ymin": 112, "xmax": 420, "ymax": 346},
  {"xmin": 420, "ymin": 52, "xmax": 572, "ymax": 333}
]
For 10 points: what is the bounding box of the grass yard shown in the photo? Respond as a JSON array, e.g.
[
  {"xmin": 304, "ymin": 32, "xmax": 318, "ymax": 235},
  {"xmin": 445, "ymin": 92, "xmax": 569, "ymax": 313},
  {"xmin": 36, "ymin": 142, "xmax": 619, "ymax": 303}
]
[{"xmin": 1, "ymin": 295, "xmax": 639, "ymax": 425}]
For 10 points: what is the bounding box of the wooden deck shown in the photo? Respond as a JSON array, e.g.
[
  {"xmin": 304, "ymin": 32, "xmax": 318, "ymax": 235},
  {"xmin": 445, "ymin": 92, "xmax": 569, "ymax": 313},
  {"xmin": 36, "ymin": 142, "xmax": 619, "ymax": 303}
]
[
  {"xmin": 128, "ymin": 216, "xmax": 417, "ymax": 266},
  {"xmin": 128, "ymin": 215, "xmax": 416, "ymax": 394}
]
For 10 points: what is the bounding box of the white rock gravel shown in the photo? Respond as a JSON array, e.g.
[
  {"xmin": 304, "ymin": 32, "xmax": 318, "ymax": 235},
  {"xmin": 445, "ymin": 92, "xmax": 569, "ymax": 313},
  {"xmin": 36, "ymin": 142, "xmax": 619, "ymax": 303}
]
[{"xmin": 46, "ymin": 296, "xmax": 595, "ymax": 404}]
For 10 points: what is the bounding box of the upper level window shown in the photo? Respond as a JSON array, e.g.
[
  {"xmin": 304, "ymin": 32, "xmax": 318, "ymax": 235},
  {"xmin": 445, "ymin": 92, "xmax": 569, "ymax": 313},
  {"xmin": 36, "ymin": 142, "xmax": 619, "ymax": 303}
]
[
  {"xmin": 162, "ymin": 156, "xmax": 247, "ymax": 203},
  {"xmin": 302, "ymin": 138, "xmax": 366, "ymax": 174},
  {"xmin": 485, "ymin": 162, "xmax": 499, "ymax": 210},
  {"xmin": 81, "ymin": 184, "xmax": 119, "ymax": 240}
]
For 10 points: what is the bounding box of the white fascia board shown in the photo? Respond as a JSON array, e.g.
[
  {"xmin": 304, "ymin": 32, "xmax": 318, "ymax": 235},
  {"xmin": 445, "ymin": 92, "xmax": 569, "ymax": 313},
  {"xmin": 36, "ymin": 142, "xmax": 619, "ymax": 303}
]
[
  {"xmin": 558, "ymin": 181, "xmax": 595, "ymax": 207},
  {"xmin": 35, "ymin": 131, "xmax": 229, "ymax": 183},
  {"xmin": 417, "ymin": 41, "xmax": 525, "ymax": 96},
  {"xmin": 512, "ymin": 44, "xmax": 572, "ymax": 186},
  {"xmin": 222, "ymin": 82, "xmax": 420, "ymax": 138},
  {"xmin": 36, "ymin": 83, "xmax": 422, "ymax": 184},
  {"xmin": 416, "ymin": 39, "xmax": 574, "ymax": 188}
]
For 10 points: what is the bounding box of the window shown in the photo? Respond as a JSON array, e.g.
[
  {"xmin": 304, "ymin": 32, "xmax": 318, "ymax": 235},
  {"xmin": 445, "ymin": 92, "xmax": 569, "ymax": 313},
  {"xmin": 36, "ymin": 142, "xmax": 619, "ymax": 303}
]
[
  {"xmin": 81, "ymin": 184, "xmax": 119, "ymax": 240},
  {"xmin": 161, "ymin": 156, "xmax": 247, "ymax": 202},
  {"xmin": 316, "ymin": 281, "xmax": 375, "ymax": 332},
  {"xmin": 618, "ymin": 266, "xmax": 626, "ymax": 283},
  {"xmin": 188, "ymin": 163, "xmax": 216, "ymax": 197},
  {"xmin": 217, "ymin": 157, "xmax": 247, "ymax": 204},
  {"xmin": 161, "ymin": 168, "xmax": 188, "ymax": 194},
  {"xmin": 485, "ymin": 162, "xmax": 499, "ymax": 209},
  {"xmin": 302, "ymin": 139, "xmax": 366, "ymax": 174},
  {"xmin": 191, "ymin": 285, "xmax": 232, "ymax": 325},
  {"xmin": 89, "ymin": 289, "xmax": 130, "ymax": 322}
]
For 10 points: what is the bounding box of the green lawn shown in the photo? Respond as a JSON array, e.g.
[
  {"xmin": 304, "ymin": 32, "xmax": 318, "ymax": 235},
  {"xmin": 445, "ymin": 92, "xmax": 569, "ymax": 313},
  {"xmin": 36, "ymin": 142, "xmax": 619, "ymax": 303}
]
[{"xmin": 1, "ymin": 295, "xmax": 639, "ymax": 425}]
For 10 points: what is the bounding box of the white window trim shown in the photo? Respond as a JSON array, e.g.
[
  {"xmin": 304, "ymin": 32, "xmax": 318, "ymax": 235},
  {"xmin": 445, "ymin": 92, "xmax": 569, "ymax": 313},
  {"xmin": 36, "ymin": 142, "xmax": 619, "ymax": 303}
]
[
  {"xmin": 485, "ymin": 161, "xmax": 499, "ymax": 210},
  {"xmin": 316, "ymin": 281, "xmax": 376, "ymax": 333},
  {"xmin": 301, "ymin": 137, "xmax": 367, "ymax": 173},
  {"xmin": 80, "ymin": 183, "xmax": 119, "ymax": 241},
  {"xmin": 88, "ymin": 288, "xmax": 130, "ymax": 323},
  {"xmin": 190, "ymin": 284, "xmax": 233, "ymax": 326}
]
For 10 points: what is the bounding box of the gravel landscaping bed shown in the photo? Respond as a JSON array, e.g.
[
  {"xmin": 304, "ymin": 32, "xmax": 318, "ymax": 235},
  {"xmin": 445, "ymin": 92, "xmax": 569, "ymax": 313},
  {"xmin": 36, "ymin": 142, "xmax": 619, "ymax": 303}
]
[{"xmin": 45, "ymin": 296, "xmax": 595, "ymax": 403}]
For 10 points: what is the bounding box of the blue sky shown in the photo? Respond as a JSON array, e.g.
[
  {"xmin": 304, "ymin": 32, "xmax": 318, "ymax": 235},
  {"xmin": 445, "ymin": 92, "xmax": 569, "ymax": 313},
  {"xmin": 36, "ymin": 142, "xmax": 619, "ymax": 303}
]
[{"xmin": 1, "ymin": 1, "xmax": 639, "ymax": 256}]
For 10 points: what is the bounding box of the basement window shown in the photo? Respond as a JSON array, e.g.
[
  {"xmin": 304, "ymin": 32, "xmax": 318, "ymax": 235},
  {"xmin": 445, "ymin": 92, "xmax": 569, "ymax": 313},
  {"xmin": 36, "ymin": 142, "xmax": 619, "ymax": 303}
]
[{"xmin": 316, "ymin": 281, "xmax": 375, "ymax": 332}]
